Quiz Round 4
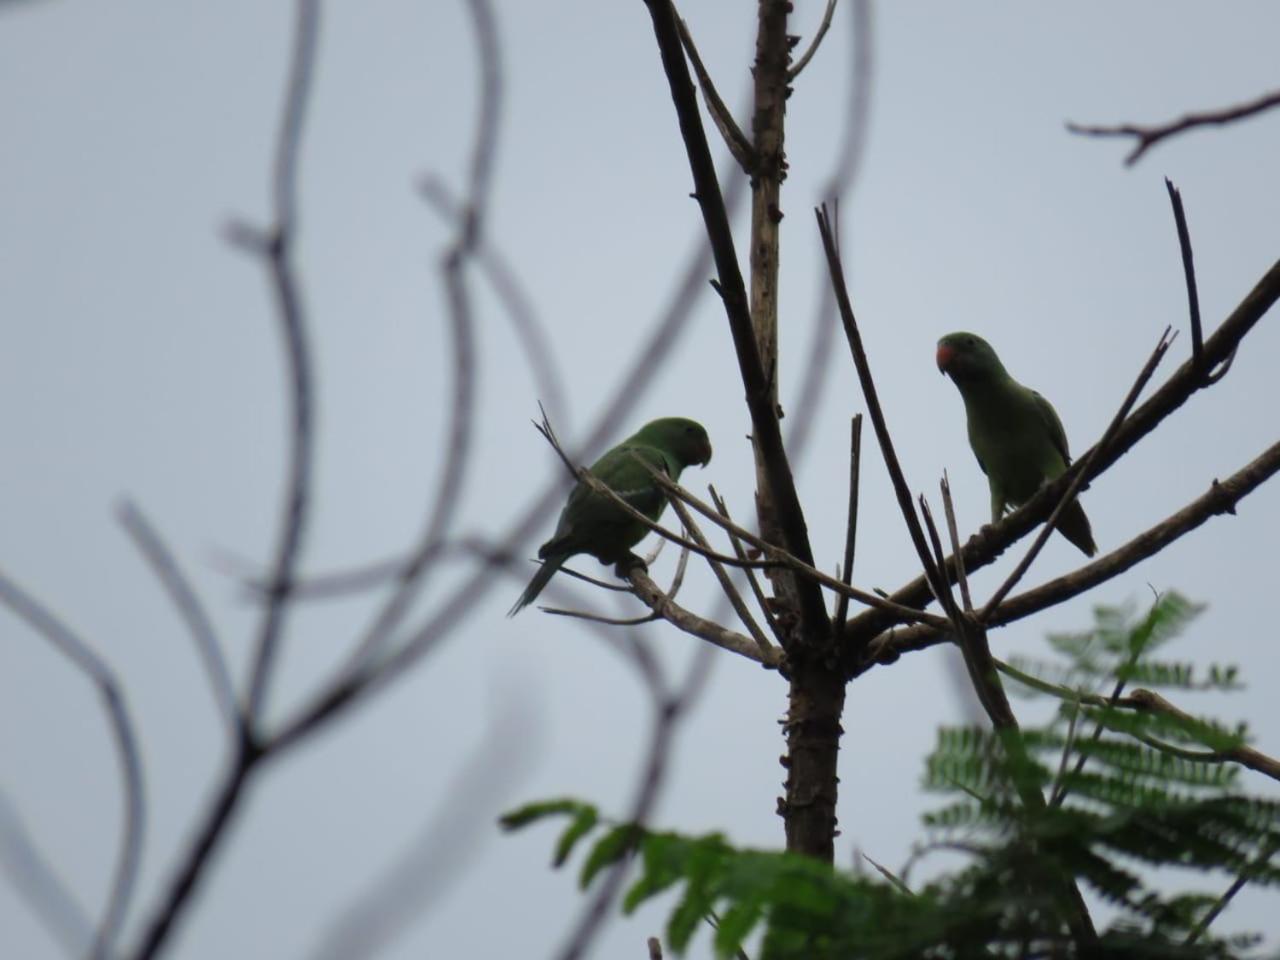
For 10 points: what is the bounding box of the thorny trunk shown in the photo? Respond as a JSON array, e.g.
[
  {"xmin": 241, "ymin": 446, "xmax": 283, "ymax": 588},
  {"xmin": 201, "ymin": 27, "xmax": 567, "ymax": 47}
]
[{"xmin": 745, "ymin": 0, "xmax": 844, "ymax": 862}]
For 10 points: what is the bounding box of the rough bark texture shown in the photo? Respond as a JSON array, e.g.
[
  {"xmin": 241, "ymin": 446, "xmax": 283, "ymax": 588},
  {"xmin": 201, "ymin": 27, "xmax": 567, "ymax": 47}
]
[
  {"xmin": 749, "ymin": 0, "xmax": 790, "ymax": 563},
  {"xmin": 779, "ymin": 654, "xmax": 846, "ymax": 861},
  {"xmin": 742, "ymin": 0, "xmax": 844, "ymax": 863}
]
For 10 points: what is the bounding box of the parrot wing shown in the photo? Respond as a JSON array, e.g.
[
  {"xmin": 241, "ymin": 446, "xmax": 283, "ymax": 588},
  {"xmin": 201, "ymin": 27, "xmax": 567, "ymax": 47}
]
[{"xmin": 1031, "ymin": 389, "xmax": 1072, "ymax": 466}]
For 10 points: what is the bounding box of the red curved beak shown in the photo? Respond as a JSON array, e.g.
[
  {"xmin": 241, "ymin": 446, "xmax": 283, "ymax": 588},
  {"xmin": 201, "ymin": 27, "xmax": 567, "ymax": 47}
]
[{"xmin": 936, "ymin": 343, "xmax": 955, "ymax": 374}]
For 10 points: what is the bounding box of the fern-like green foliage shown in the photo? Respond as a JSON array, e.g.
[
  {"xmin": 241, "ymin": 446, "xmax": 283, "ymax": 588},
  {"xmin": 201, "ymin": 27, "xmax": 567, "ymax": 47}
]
[{"xmin": 503, "ymin": 593, "xmax": 1280, "ymax": 958}]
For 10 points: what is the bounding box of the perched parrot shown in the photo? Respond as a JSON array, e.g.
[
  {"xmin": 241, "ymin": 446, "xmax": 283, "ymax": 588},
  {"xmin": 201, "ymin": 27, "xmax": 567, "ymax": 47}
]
[
  {"xmin": 936, "ymin": 332, "xmax": 1097, "ymax": 557},
  {"xmin": 508, "ymin": 417, "xmax": 713, "ymax": 616}
]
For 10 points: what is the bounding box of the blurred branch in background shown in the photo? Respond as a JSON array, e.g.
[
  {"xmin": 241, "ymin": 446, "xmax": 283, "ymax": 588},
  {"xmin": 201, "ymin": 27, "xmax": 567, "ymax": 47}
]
[
  {"xmin": 1069, "ymin": 87, "xmax": 1280, "ymax": 165},
  {"xmin": 0, "ymin": 571, "xmax": 146, "ymax": 960}
]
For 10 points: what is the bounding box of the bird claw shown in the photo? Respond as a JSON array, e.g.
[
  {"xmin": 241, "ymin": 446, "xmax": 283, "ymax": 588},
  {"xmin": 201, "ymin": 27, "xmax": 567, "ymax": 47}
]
[{"xmin": 614, "ymin": 552, "xmax": 649, "ymax": 578}]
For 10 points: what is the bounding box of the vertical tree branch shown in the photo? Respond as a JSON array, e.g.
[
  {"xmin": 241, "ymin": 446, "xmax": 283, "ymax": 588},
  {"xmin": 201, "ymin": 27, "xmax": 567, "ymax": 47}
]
[
  {"xmin": 245, "ymin": 0, "xmax": 322, "ymax": 723},
  {"xmin": 638, "ymin": 0, "xmax": 825, "ymax": 635},
  {"xmin": 0, "ymin": 572, "xmax": 146, "ymax": 960},
  {"xmin": 833, "ymin": 415, "xmax": 862, "ymax": 630}
]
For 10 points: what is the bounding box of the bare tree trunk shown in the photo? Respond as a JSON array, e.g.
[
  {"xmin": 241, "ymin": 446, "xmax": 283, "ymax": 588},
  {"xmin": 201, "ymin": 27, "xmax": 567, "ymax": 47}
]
[{"xmin": 744, "ymin": 0, "xmax": 844, "ymax": 863}]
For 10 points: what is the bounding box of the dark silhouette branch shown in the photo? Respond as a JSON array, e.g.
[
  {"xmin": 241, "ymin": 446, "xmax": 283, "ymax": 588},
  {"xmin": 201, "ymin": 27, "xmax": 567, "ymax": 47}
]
[
  {"xmin": 1068, "ymin": 88, "xmax": 1280, "ymax": 165},
  {"xmin": 785, "ymin": 0, "xmax": 874, "ymax": 460},
  {"xmin": 815, "ymin": 204, "xmax": 948, "ymax": 612},
  {"xmin": 641, "ymin": 0, "xmax": 830, "ymax": 639},
  {"xmin": 938, "ymin": 473, "xmax": 972, "ymax": 613},
  {"xmin": 675, "ymin": 14, "xmax": 755, "ymax": 172},
  {"xmin": 1186, "ymin": 836, "xmax": 1280, "ymax": 945},
  {"xmin": 418, "ymin": 176, "xmax": 567, "ymax": 429},
  {"xmin": 1164, "ymin": 179, "xmax": 1203, "ymax": 370},
  {"xmin": 666, "ymin": 497, "xmax": 776, "ymax": 659},
  {"xmin": 842, "ymin": 254, "xmax": 1280, "ymax": 665},
  {"xmin": 708, "ymin": 486, "xmax": 783, "ymax": 641},
  {"xmin": 786, "ymin": 0, "xmax": 838, "ymax": 80},
  {"xmin": 867, "ymin": 440, "xmax": 1280, "ymax": 670},
  {"xmin": 118, "ymin": 501, "xmax": 238, "ymax": 732},
  {"xmin": 541, "ymin": 542, "xmax": 688, "ymax": 627},
  {"xmin": 624, "ymin": 563, "xmax": 780, "ymax": 667},
  {"xmin": 833, "ymin": 415, "xmax": 863, "ymax": 630},
  {"xmin": 243, "ymin": 0, "xmax": 322, "ymax": 724},
  {"xmin": 347, "ymin": 0, "xmax": 500, "ymax": 670}
]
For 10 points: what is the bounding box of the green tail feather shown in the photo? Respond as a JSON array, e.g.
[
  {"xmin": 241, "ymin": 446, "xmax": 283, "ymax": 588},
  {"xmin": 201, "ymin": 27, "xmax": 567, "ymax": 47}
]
[
  {"xmin": 508, "ymin": 553, "xmax": 567, "ymax": 617},
  {"xmin": 1056, "ymin": 499, "xmax": 1097, "ymax": 557}
]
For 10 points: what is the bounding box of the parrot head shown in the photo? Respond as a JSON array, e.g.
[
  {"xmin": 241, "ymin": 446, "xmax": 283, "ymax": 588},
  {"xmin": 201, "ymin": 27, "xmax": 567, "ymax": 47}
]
[
  {"xmin": 936, "ymin": 332, "xmax": 1007, "ymax": 383},
  {"xmin": 633, "ymin": 417, "xmax": 713, "ymax": 468}
]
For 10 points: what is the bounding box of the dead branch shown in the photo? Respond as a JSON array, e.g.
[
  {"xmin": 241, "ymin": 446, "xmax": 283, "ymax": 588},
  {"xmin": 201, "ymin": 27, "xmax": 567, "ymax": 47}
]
[
  {"xmin": 787, "ymin": 0, "xmax": 838, "ymax": 80},
  {"xmin": 641, "ymin": 0, "xmax": 829, "ymax": 637},
  {"xmin": 1068, "ymin": 88, "xmax": 1280, "ymax": 166},
  {"xmin": 842, "ymin": 255, "xmax": 1280, "ymax": 662},
  {"xmin": 241, "ymin": 0, "xmax": 322, "ymax": 724},
  {"xmin": 666, "ymin": 496, "xmax": 776, "ymax": 659},
  {"xmin": 0, "ymin": 571, "xmax": 146, "ymax": 960},
  {"xmin": 866, "ymin": 441, "xmax": 1280, "ymax": 671},
  {"xmin": 624, "ymin": 563, "xmax": 780, "ymax": 667},
  {"xmin": 118, "ymin": 501, "xmax": 237, "ymax": 731},
  {"xmin": 675, "ymin": 14, "xmax": 755, "ymax": 171}
]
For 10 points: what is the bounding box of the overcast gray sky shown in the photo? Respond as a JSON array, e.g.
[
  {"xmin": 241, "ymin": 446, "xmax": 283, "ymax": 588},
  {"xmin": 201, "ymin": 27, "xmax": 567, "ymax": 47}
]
[{"xmin": 3, "ymin": 2, "xmax": 1280, "ymax": 958}]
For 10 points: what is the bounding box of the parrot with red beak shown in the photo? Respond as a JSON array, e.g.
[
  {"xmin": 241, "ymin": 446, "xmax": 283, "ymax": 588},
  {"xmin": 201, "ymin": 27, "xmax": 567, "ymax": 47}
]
[{"xmin": 936, "ymin": 332, "xmax": 1096, "ymax": 556}]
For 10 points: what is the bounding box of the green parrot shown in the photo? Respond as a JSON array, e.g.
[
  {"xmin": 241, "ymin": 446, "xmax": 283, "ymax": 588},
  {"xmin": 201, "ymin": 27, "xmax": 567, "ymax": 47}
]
[
  {"xmin": 508, "ymin": 417, "xmax": 713, "ymax": 616},
  {"xmin": 936, "ymin": 332, "xmax": 1097, "ymax": 556}
]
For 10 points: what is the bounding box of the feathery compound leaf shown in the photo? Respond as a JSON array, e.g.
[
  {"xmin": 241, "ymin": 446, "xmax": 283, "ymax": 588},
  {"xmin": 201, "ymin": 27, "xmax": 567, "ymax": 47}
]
[
  {"xmin": 579, "ymin": 824, "xmax": 639, "ymax": 889},
  {"xmin": 553, "ymin": 805, "xmax": 599, "ymax": 867},
  {"xmin": 499, "ymin": 797, "xmax": 594, "ymax": 831},
  {"xmin": 505, "ymin": 589, "xmax": 1274, "ymax": 955},
  {"xmin": 713, "ymin": 898, "xmax": 764, "ymax": 958}
]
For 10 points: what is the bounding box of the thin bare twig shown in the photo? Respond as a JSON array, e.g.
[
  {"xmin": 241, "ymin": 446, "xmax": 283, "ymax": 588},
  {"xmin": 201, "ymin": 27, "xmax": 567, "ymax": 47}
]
[
  {"xmin": 1, "ymin": 789, "xmax": 94, "ymax": 958},
  {"xmin": 1068, "ymin": 88, "xmax": 1280, "ymax": 166},
  {"xmin": 118, "ymin": 501, "xmax": 238, "ymax": 732},
  {"xmin": 649, "ymin": 470, "xmax": 950, "ymax": 628},
  {"xmin": 833, "ymin": 415, "xmax": 863, "ymax": 629},
  {"xmin": 667, "ymin": 496, "xmax": 775, "ymax": 659},
  {"xmin": 244, "ymin": 0, "xmax": 322, "ymax": 723},
  {"xmin": 556, "ymin": 644, "xmax": 717, "ymax": 960},
  {"xmin": 708, "ymin": 486, "xmax": 782, "ymax": 640},
  {"xmin": 1164, "ymin": 178, "xmax": 1202, "ymax": 368},
  {"xmin": 787, "ymin": 0, "xmax": 838, "ymax": 80},
  {"xmin": 869, "ymin": 441, "xmax": 1280, "ymax": 672},
  {"xmin": 815, "ymin": 204, "xmax": 948, "ymax": 607},
  {"xmin": 625, "ymin": 563, "xmax": 779, "ymax": 667},
  {"xmin": 1050, "ymin": 637, "xmax": 1148, "ymax": 811},
  {"xmin": 939, "ymin": 472, "xmax": 971, "ymax": 612},
  {"xmin": 266, "ymin": 139, "xmax": 751, "ymax": 761},
  {"xmin": 841, "ymin": 255, "xmax": 1280, "ymax": 662},
  {"xmin": 541, "ymin": 544, "xmax": 691, "ymax": 626},
  {"xmin": 998, "ymin": 664, "xmax": 1280, "ymax": 785},
  {"xmin": 675, "ymin": 15, "xmax": 755, "ymax": 172},
  {"xmin": 1185, "ymin": 837, "xmax": 1280, "ymax": 945},
  {"xmin": 347, "ymin": 0, "xmax": 501, "ymax": 670},
  {"xmin": 419, "ymin": 175, "xmax": 566, "ymax": 427},
  {"xmin": 0, "ymin": 571, "xmax": 146, "ymax": 960},
  {"xmin": 642, "ymin": 0, "xmax": 829, "ymax": 635},
  {"xmin": 980, "ymin": 326, "xmax": 1174, "ymax": 619},
  {"xmin": 785, "ymin": 0, "xmax": 874, "ymax": 460},
  {"xmin": 917, "ymin": 497, "xmax": 961, "ymax": 622},
  {"xmin": 134, "ymin": 5, "xmax": 324, "ymax": 956}
]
